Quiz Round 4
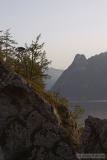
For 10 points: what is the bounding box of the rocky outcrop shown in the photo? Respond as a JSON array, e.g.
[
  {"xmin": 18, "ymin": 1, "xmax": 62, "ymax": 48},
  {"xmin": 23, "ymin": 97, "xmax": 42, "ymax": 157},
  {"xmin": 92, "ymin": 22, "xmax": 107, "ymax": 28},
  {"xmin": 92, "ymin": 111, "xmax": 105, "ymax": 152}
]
[
  {"xmin": 80, "ymin": 116, "xmax": 107, "ymax": 154},
  {"xmin": 0, "ymin": 61, "xmax": 77, "ymax": 160},
  {"xmin": 69, "ymin": 54, "xmax": 87, "ymax": 71}
]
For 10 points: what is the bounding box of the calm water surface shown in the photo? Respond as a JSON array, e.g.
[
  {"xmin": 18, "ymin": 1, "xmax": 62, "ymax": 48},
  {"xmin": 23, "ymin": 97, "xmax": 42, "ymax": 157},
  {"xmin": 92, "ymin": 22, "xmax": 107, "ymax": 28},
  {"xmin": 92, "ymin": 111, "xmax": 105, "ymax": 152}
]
[{"xmin": 70, "ymin": 101, "xmax": 107, "ymax": 122}]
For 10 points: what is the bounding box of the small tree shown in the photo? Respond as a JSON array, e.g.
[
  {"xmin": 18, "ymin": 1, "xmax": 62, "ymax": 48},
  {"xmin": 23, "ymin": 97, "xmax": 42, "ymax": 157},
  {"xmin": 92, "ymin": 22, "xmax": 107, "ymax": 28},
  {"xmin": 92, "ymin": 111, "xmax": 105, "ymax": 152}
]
[
  {"xmin": 0, "ymin": 31, "xmax": 3, "ymax": 60},
  {"xmin": 15, "ymin": 34, "xmax": 51, "ymax": 87},
  {"xmin": 0, "ymin": 29, "xmax": 17, "ymax": 64},
  {"xmin": 2, "ymin": 29, "xmax": 17, "ymax": 57},
  {"xmin": 0, "ymin": 30, "xmax": 50, "ymax": 88}
]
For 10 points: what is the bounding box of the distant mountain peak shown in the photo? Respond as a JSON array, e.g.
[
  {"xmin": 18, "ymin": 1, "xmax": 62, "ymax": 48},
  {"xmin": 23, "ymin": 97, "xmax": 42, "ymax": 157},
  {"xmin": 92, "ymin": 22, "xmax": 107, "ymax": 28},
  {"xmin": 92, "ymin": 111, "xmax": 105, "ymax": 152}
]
[
  {"xmin": 74, "ymin": 54, "xmax": 86, "ymax": 60},
  {"xmin": 68, "ymin": 54, "xmax": 87, "ymax": 71},
  {"xmin": 52, "ymin": 51, "xmax": 107, "ymax": 101},
  {"xmin": 73, "ymin": 54, "xmax": 86, "ymax": 64}
]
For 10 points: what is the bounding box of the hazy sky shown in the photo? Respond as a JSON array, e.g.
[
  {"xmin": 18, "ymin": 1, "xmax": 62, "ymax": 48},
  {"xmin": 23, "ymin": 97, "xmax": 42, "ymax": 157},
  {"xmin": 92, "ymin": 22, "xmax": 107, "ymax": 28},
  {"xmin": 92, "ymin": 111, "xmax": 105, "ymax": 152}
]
[{"xmin": 1, "ymin": 0, "xmax": 107, "ymax": 69}]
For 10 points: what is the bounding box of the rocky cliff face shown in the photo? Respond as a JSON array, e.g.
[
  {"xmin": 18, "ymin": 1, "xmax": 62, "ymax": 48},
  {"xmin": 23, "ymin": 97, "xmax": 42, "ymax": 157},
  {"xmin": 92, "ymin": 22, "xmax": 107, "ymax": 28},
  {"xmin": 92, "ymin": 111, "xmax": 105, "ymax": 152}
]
[
  {"xmin": 0, "ymin": 62, "xmax": 77, "ymax": 160},
  {"xmin": 80, "ymin": 116, "xmax": 107, "ymax": 154}
]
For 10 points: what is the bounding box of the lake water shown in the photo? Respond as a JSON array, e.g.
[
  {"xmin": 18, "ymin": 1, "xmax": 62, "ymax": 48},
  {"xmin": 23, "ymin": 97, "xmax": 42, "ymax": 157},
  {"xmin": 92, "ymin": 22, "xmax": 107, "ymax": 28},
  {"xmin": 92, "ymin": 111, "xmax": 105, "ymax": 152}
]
[{"xmin": 70, "ymin": 101, "xmax": 107, "ymax": 123}]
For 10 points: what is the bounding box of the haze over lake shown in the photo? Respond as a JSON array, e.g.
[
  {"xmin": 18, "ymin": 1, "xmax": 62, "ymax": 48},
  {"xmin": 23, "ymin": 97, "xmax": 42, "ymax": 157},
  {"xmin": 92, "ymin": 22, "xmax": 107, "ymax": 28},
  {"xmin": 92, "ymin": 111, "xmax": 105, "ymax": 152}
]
[{"xmin": 71, "ymin": 101, "xmax": 107, "ymax": 122}]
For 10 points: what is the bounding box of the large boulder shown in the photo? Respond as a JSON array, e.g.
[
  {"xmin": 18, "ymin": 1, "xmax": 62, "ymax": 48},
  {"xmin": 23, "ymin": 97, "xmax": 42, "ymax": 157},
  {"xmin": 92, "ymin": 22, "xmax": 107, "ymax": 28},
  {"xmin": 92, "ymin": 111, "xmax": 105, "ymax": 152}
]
[
  {"xmin": 80, "ymin": 116, "xmax": 107, "ymax": 154},
  {"xmin": 0, "ymin": 62, "xmax": 77, "ymax": 160}
]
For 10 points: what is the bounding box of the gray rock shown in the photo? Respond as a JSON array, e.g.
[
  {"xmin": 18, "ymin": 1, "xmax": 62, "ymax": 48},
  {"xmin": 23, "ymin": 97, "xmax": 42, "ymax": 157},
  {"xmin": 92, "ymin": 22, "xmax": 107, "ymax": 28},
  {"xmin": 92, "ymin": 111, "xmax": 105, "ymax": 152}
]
[
  {"xmin": 80, "ymin": 116, "xmax": 107, "ymax": 154},
  {"xmin": 0, "ymin": 62, "xmax": 77, "ymax": 160}
]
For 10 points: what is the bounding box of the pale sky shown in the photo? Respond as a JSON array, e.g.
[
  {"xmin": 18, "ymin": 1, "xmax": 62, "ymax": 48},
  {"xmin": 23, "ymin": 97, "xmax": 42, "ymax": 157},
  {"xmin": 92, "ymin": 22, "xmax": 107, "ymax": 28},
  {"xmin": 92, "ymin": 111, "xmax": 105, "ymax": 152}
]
[{"xmin": 0, "ymin": 0, "xmax": 107, "ymax": 69}]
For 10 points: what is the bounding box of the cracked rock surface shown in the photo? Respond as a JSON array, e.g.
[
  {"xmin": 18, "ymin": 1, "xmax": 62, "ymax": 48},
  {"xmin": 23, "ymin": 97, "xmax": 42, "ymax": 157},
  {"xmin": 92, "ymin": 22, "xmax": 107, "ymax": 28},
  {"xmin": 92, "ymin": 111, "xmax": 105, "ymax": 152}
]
[{"xmin": 80, "ymin": 116, "xmax": 107, "ymax": 154}]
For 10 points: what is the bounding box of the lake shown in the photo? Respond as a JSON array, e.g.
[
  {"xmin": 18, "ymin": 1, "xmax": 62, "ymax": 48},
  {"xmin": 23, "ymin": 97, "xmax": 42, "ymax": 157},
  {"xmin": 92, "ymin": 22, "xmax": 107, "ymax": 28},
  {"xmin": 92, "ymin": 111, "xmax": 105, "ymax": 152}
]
[{"xmin": 70, "ymin": 101, "xmax": 107, "ymax": 123}]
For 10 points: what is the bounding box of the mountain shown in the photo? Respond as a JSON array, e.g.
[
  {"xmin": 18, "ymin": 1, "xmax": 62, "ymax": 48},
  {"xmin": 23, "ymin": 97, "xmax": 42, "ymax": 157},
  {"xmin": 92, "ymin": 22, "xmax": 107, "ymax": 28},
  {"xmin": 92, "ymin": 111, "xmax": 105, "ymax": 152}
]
[
  {"xmin": 52, "ymin": 52, "xmax": 107, "ymax": 101},
  {"xmin": 45, "ymin": 67, "xmax": 64, "ymax": 90}
]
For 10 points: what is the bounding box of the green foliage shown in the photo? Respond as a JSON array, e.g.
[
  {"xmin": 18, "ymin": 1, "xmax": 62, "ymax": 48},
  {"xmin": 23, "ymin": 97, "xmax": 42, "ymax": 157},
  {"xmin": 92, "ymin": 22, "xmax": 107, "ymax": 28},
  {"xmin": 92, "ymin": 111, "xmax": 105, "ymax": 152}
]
[
  {"xmin": 14, "ymin": 34, "xmax": 51, "ymax": 88},
  {"xmin": 0, "ymin": 30, "xmax": 50, "ymax": 88},
  {"xmin": 0, "ymin": 29, "xmax": 17, "ymax": 62}
]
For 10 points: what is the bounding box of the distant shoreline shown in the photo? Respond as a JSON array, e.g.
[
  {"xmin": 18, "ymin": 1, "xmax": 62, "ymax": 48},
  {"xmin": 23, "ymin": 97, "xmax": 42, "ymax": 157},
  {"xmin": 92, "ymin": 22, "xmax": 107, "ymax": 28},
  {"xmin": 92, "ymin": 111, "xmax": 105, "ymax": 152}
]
[{"xmin": 71, "ymin": 100, "xmax": 107, "ymax": 103}]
